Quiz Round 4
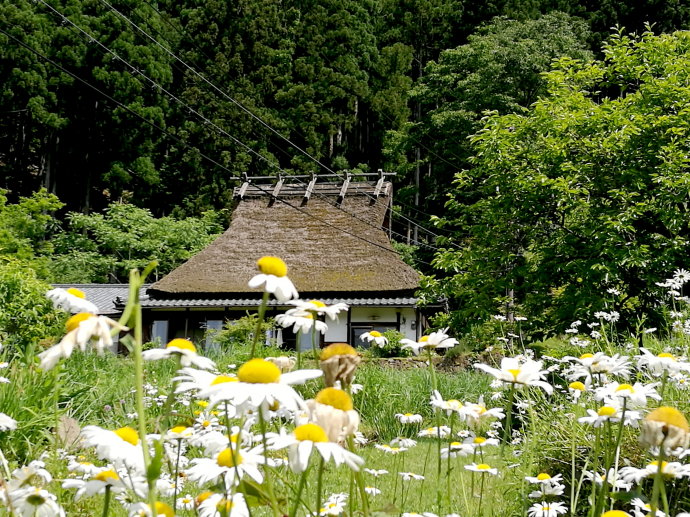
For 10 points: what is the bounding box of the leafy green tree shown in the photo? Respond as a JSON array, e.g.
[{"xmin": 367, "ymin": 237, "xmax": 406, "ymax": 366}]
[
  {"xmin": 385, "ymin": 13, "xmax": 592, "ymax": 220},
  {"xmin": 433, "ymin": 29, "xmax": 690, "ymax": 333},
  {"xmin": 0, "ymin": 258, "xmax": 64, "ymax": 355},
  {"xmin": 50, "ymin": 202, "xmax": 224, "ymax": 283}
]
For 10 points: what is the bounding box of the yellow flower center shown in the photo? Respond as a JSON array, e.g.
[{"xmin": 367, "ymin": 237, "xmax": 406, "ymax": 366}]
[
  {"xmin": 649, "ymin": 460, "xmax": 669, "ymax": 470},
  {"xmin": 196, "ymin": 400, "xmax": 209, "ymax": 408},
  {"xmin": 448, "ymin": 399, "xmax": 461, "ymax": 406},
  {"xmin": 598, "ymin": 406, "xmax": 617, "ymax": 417},
  {"xmin": 474, "ymin": 437, "xmax": 486, "ymax": 444},
  {"xmin": 569, "ymin": 381, "xmax": 586, "ymax": 391},
  {"xmin": 320, "ymin": 343, "xmax": 358, "ymax": 361},
  {"xmin": 196, "ymin": 491, "xmax": 213, "ymax": 506},
  {"xmin": 211, "ymin": 374, "xmax": 238, "ymax": 385},
  {"xmin": 579, "ymin": 353, "xmax": 594, "ymax": 359},
  {"xmin": 166, "ymin": 338, "xmax": 196, "ymax": 353},
  {"xmin": 294, "ymin": 423, "xmax": 329, "ymax": 443},
  {"xmin": 257, "ymin": 256, "xmax": 288, "ymax": 277},
  {"xmin": 216, "ymin": 499, "xmax": 235, "ymax": 513},
  {"xmin": 93, "ymin": 470, "xmax": 119, "ymax": 483},
  {"xmin": 217, "ymin": 448, "xmax": 243, "ymax": 468},
  {"xmin": 202, "ymin": 420, "xmax": 211, "ymax": 427},
  {"xmin": 658, "ymin": 352, "xmax": 675, "ymax": 359},
  {"xmin": 476, "ymin": 463, "xmax": 492, "ymax": 470},
  {"xmin": 615, "ymin": 383, "xmax": 634, "ymax": 393},
  {"xmin": 155, "ymin": 502, "xmax": 175, "ymax": 517},
  {"xmin": 308, "ymin": 300, "xmax": 326, "ymax": 308},
  {"xmin": 536, "ymin": 473, "xmax": 551, "ymax": 481},
  {"xmin": 507, "ymin": 368, "xmax": 521, "ymax": 380},
  {"xmin": 450, "ymin": 441, "xmax": 461, "ymax": 447},
  {"xmin": 170, "ymin": 426, "xmax": 188, "ymax": 434},
  {"xmin": 646, "ymin": 407, "xmax": 690, "ymax": 432},
  {"xmin": 419, "ymin": 336, "xmax": 429, "ymax": 343},
  {"xmin": 369, "ymin": 331, "xmax": 382, "ymax": 338},
  {"xmin": 404, "ymin": 413, "xmax": 413, "ymax": 417},
  {"xmin": 601, "ymin": 511, "xmax": 632, "ymax": 517},
  {"xmin": 114, "ymin": 426, "xmax": 139, "ymax": 446},
  {"xmin": 237, "ymin": 358, "xmax": 281, "ymax": 383},
  {"xmin": 66, "ymin": 312, "xmax": 94, "ymax": 332},
  {"xmin": 66, "ymin": 287, "xmax": 86, "ymax": 299},
  {"xmin": 315, "ymin": 387, "xmax": 354, "ymax": 411}
]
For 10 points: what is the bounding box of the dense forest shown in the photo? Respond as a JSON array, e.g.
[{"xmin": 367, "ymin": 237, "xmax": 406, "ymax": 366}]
[{"xmin": 3, "ymin": 0, "xmax": 690, "ymax": 333}]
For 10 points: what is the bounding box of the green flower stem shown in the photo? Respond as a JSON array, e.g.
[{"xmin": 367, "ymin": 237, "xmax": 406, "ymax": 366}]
[
  {"xmin": 346, "ymin": 435, "xmax": 370, "ymax": 516},
  {"xmin": 446, "ymin": 412, "xmax": 456, "ymax": 511},
  {"xmin": 477, "ymin": 471, "xmax": 486, "ymax": 517},
  {"xmin": 172, "ymin": 439, "xmax": 182, "ymax": 509},
  {"xmin": 296, "ymin": 329, "xmax": 303, "ymax": 369},
  {"xmin": 588, "ymin": 426, "xmax": 602, "ymax": 517},
  {"xmin": 52, "ymin": 363, "xmax": 61, "ymax": 461},
  {"xmin": 660, "ymin": 370, "xmax": 669, "ymax": 403},
  {"xmin": 501, "ymin": 385, "xmax": 516, "ymax": 456},
  {"xmin": 316, "ymin": 456, "xmax": 325, "ymax": 517},
  {"xmin": 250, "ymin": 291, "xmax": 270, "ymax": 359},
  {"xmin": 311, "ymin": 322, "xmax": 319, "ymax": 361},
  {"xmin": 258, "ymin": 410, "xmax": 281, "ymax": 517},
  {"xmin": 127, "ymin": 268, "xmax": 157, "ymax": 513},
  {"xmin": 101, "ymin": 485, "xmax": 111, "ymax": 517},
  {"xmin": 289, "ymin": 466, "xmax": 311, "ymax": 517},
  {"xmin": 159, "ymin": 355, "xmax": 182, "ymax": 432},
  {"xmin": 650, "ymin": 443, "xmax": 666, "ymax": 517}
]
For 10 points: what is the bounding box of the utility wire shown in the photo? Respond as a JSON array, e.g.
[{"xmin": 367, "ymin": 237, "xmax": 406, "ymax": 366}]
[
  {"xmin": 31, "ymin": 0, "xmax": 452, "ymax": 253},
  {"xmin": 0, "ymin": 23, "xmax": 440, "ymax": 267},
  {"xmin": 95, "ymin": 0, "xmax": 456, "ymax": 244}
]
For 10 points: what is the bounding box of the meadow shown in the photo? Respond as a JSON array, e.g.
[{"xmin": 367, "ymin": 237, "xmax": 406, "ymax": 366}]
[{"xmin": 1, "ymin": 263, "xmax": 690, "ymax": 517}]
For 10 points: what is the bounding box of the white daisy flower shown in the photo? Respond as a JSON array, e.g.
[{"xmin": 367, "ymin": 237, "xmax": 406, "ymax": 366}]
[
  {"xmin": 578, "ymin": 403, "xmax": 641, "ymax": 427},
  {"xmin": 417, "ymin": 426, "xmax": 451, "ymax": 438},
  {"xmin": 248, "ymin": 256, "xmax": 298, "ymax": 302},
  {"xmin": 143, "ymin": 338, "xmax": 216, "ymax": 370},
  {"xmin": 46, "ymin": 287, "xmax": 98, "ymax": 314},
  {"xmin": 594, "ymin": 381, "xmax": 661, "ymax": 408},
  {"xmin": 364, "ymin": 468, "xmax": 389, "ymax": 477},
  {"xmin": 637, "ymin": 348, "xmax": 690, "ymax": 376},
  {"xmin": 440, "ymin": 441, "xmax": 473, "ymax": 458},
  {"xmin": 38, "ymin": 313, "xmax": 128, "ymax": 371},
  {"xmin": 128, "ymin": 501, "xmax": 176, "ymax": 517},
  {"xmin": 364, "ymin": 486, "xmax": 381, "ymax": 496},
  {"xmin": 197, "ymin": 492, "xmax": 249, "ymax": 517},
  {"xmin": 267, "ymin": 423, "xmax": 364, "ymax": 473},
  {"xmin": 61, "ymin": 469, "xmax": 133, "ymax": 500},
  {"xmin": 288, "ymin": 299, "xmax": 349, "ymax": 320},
  {"xmin": 9, "ymin": 487, "xmax": 66, "ymax": 517},
  {"xmin": 0, "ymin": 412, "xmax": 17, "ymax": 431},
  {"xmin": 399, "ymin": 472, "xmax": 424, "ymax": 480},
  {"xmin": 80, "ymin": 425, "xmax": 145, "ymax": 472},
  {"xmin": 527, "ymin": 501, "xmax": 568, "ymax": 517},
  {"xmin": 619, "ymin": 461, "xmax": 690, "ymax": 484},
  {"xmin": 395, "ymin": 412, "xmax": 423, "ymax": 424},
  {"xmin": 430, "ymin": 391, "xmax": 466, "ymax": 416},
  {"xmin": 464, "ymin": 463, "xmax": 499, "ymax": 475},
  {"xmin": 360, "ymin": 331, "xmax": 388, "ymax": 348},
  {"xmin": 400, "ymin": 328, "xmax": 458, "ymax": 355},
  {"xmin": 374, "ymin": 444, "xmax": 407, "ymax": 454},
  {"xmin": 630, "ymin": 498, "xmax": 666, "ymax": 517},
  {"xmin": 185, "ymin": 445, "xmax": 265, "ymax": 486},
  {"xmin": 276, "ymin": 309, "xmax": 328, "ymax": 335},
  {"xmin": 175, "ymin": 494, "xmax": 195, "ymax": 511},
  {"xmin": 198, "ymin": 358, "xmax": 322, "ymax": 413},
  {"xmin": 474, "ymin": 357, "xmax": 553, "ymax": 394}
]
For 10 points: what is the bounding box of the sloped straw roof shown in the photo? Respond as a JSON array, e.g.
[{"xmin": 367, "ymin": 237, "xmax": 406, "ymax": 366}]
[{"xmin": 150, "ymin": 182, "xmax": 419, "ymax": 296}]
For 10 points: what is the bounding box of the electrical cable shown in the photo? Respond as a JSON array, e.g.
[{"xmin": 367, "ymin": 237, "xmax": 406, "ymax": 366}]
[{"xmin": 0, "ymin": 23, "xmax": 441, "ymax": 268}]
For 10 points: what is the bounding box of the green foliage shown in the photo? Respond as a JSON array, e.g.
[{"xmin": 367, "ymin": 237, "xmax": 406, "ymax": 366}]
[
  {"xmin": 49, "ymin": 202, "xmax": 223, "ymax": 283},
  {"xmin": 434, "ymin": 29, "xmax": 690, "ymax": 333},
  {"xmin": 206, "ymin": 314, "xmax": 277, "ymax": 357},
  {"xmin": 361, "ymin": 329, "xmax": 410, "ymax": 358},
  {"xmin": 0, "ymin": 258, "xmax": 64, "ymax": 355},
  {"xmin": 0, "ymin": 189, "xmax": 63, "ymax": 261}
]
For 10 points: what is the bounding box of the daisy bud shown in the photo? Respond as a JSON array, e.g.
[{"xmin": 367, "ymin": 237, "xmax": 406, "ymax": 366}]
[
  {"xmin": 319, "ymin": 343, "xmax": 361, "ymax": 387},
  {"xmin": 640, "ymin": 406, "xmax": 690, "ymax": 450}
]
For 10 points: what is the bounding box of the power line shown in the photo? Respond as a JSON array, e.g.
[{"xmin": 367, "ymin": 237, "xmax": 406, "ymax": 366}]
[
  {"xmin": 30, "ymin": 0, "xmax": 453, "ymax": 254},
  {"xmin": 0, "ymin": 23, "xmax": 440, "ymax": 268},
  {"xmin": 94, "ymin": 0, "xmax": 457, "ymax": 244}
]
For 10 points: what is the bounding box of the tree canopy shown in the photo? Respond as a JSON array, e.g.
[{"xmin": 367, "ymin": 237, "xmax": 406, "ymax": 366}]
[{"xmin": 432, "ymin": 29, "xmax": 690, "ymax": 332}]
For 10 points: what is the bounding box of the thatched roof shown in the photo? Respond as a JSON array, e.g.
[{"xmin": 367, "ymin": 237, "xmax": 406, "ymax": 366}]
[{"xmin": 150, "ymin": 182, "xmax": 419, "ymax": 296}]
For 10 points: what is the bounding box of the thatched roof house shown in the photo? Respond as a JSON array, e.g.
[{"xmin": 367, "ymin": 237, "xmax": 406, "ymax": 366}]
[{"xmin": 143, "ymin": 179, "xmax": 424, "ymax": 349}]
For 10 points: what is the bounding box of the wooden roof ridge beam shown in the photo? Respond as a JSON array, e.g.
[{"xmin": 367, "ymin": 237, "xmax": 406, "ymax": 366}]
[
  {"xmin": 301, "ymin": 174, "xmax": 317, "ymax": 205},
  {"xmin": 337, "ymin": 172, "xmax": 352, "ymax": 206}
]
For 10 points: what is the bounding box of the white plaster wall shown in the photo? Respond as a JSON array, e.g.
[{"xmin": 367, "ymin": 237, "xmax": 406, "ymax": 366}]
[{"xmin": 325, "ymin": 318, "xmax": 348, "ymax": 342}]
